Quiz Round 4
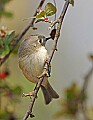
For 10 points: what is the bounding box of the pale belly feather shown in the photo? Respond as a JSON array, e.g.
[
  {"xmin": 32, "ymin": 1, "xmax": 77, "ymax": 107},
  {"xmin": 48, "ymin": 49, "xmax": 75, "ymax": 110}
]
[{"xmin": 19, "ymin": 46, "xmax": 48, "ymax": 85}]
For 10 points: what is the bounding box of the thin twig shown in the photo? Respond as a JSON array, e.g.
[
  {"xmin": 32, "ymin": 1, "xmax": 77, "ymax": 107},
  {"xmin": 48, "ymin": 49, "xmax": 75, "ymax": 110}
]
[
  {"xmin": 48, "ymin": 0, "xmax": 69, "ymax": 64},
  {"xmin": 22, "ymin": 0, "xmax": 70, "ymax": 120},
  {"xmin": 75, "ymin": 64, "xmax": 93, "ymax": 120},
  {"xmin": 80, "ymin": 65, "xmax": 93, "ymax": 120},
  {"xmin": 0, "ymin": 0, "xmax": 45, "ymax": 67},
  {"xmin": 23, "ymin": 77, "xmax": 44, "ymax": 120},
  {"xmin": 77, "ymin": 65, "xmax": 93, "ymax": 102}
]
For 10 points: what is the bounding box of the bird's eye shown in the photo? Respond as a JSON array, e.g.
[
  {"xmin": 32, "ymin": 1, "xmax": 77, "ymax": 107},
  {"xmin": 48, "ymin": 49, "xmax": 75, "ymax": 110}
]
[
  {"xmin": 39, "ymin": 39, "xmax": 42, "ymax": 43},
  {"xmin": 38, "ymin": 38, "xmax": 46, "ymax": 46}
]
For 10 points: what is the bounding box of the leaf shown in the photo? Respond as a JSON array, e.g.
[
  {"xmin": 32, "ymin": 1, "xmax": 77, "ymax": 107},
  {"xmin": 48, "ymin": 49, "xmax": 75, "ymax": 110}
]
[
  {"xmin": 69, "ymin": 0, "xmax": 74, "ymax": 6},
  {"xmin": 35, "ymin": 18, "xmax": 44, "ymax": 23},
  {"xmin": 2, "ymin": 11, "xmax": 13, "ymax": 18},
  {"xmin": 12, "ymin": 44, "xmax": 19, "ymax": 55},
  {"xmin": 8, "ymin": 30, "xmax": 15, "ymax": 40},
  {"xmin": 36, "ymin": 11, "xmax": 45, "ymax": 18},
  {"xmin": 54, "ymin": 111, "xmax": 66, "ymax": 118},
  {"xmin": 45, "ymin": 3, "xmax": 57, "ymax": 16},
  {"xmin": 89, "ymin": 54, "xmax": 93, "ymax": 61},
  {"xmin": 3, "ymin": 36, "xmax": 9, "ymax": 45},
  {"xmin": 2, "ymin": 0, "xmax": 12, "ymax": 4},
  {"xmin": 8, "ymin": 44, "xmax": 12, "ymax": 50},
  {"xmin": 65, "ymin": 0, "xmax": 74, "ymax": 6},
  {"xmin": 0, "ymin": 45, "xmax": 10, "ymax": 56},
  {"xmin": 12, "ymin": 86, "xmax": 22, "ymax": 95},
  {"xmin": 0, "ymin": 39, "xmax": 4, "ymax": 48},
  {"xmin": 3, "ymin": 30, "xmax": 15, "ymax": 45}
]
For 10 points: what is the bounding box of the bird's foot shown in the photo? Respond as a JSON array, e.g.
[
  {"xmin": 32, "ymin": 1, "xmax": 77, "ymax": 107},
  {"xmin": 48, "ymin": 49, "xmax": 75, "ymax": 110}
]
[
  {"xmin": 37, "ymin": 59, "xmax": 51, "ymax": 79},
  {"xmin": 37, "ymin": 69, "xmax": 49, "ymax": 79},
  {"xmin": 22, "ymin": 91, "xmax": 37, "ymax": 98},
  {"xmin": 44, "ymin": 59, "xmax": 51, "ymax": 77}
]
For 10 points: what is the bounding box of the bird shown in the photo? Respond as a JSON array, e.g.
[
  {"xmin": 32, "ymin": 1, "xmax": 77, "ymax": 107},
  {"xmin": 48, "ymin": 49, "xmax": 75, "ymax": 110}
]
[{"xmin": 18, "ymin": 35, "xmax": 59, "ymax": 104}]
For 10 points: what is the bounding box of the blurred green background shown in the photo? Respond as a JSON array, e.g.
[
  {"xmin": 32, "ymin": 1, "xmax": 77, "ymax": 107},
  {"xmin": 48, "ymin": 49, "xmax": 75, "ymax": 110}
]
[{"xmin": 0, "ymin": 0, "xmax": 93, "ymax": 120}]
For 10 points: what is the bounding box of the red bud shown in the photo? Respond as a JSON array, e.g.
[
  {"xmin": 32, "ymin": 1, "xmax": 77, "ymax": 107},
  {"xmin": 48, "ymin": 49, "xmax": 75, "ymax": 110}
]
[
  {"xmin": 44, "ymin": 18, "xmax": 49, "ymax": 22},
  {"xmin": 0, "ymin": 71, "xmax": 9, "ymax": 80}
]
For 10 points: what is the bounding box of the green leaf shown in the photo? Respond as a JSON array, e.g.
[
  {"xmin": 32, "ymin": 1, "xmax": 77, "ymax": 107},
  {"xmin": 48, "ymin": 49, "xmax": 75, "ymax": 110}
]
[
  {"xmin": 2, "ymin": 0, "xmax": 12, "ymax": 4},
  {"xmin": 36, "ymin": 11, "xmax": 45, "ymax": 18},
  {"xmin": 12, "ymin": 86, "xmax": 22, "ymax": 95},
  {"xmin": 2, "ymin": 11, "xmax": 13, "ymax": 18},
  {"xmin": 3, "ymin": 30, "xmax": 15, "ymax": 45},
  {"xmin": 65, "ymin": 0, "xmax": 74, "ymax": 6},
  {"xmin": 35, "ymin": 18, "xmax": 44, "ymax": 23},
  {"xmin": 0, "ymin": 45, "xmax": 10, "ymax": 56},
  {"xmin": 0, "ymin": 39, "xmax": 4, "ymax": 48},
  {"xmin": 0, "ymin": 49, "xmax": 4, "ymax": 56},
  {"xmin": 8, "ymin": 30, "xmax": 15, "ymax": 40},
  {"xmin": 8, "ymin": 44, "xmax": 12, "ymax": 50},
  {"xmin": 45, "ymin": 3, "xmax": 57, "ymax": 16},
  {"xmin": 3, "ymin": 36, "xmax": 9, "ymax": 45},
  {"xmin": 69, "ymin": 0, "xmax": 74, "ymax": 6}
]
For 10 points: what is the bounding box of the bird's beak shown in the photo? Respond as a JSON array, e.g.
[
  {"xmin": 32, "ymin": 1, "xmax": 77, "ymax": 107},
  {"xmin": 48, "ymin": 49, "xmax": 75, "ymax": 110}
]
[{"xmin": 46, "ymin": 37, "xmax": 52, "ymax": 41}]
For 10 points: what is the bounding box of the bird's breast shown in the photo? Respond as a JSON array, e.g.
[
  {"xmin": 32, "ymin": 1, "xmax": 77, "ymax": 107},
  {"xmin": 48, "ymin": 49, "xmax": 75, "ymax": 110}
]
[
  {"xmin": 19, "ymin": 46, "xmax": 48, "ymax": 83},
  {"xmin": 30, "ymin": 46, "xmax": 48, "ymax": 76}
]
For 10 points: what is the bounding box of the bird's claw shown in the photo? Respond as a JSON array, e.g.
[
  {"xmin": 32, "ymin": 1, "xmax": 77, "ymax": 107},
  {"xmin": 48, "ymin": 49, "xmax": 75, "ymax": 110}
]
[
  {"xmin": 45, "ymin": 60, "xmax": 51, "ymax": 77},
  {"xmin": 30, "ymin": 113, "xmax": 35, "ymax": 118},
  {"xmin": 37, "ymin": 69, "xmax": 49, "ymax": 79},
  {"xmin": 22, "ymin": 91, "xmax": 37, "ymax": 98},
  {"xmin": 37, "ymin": 60, "xmax": 51, "ymax": 79}
]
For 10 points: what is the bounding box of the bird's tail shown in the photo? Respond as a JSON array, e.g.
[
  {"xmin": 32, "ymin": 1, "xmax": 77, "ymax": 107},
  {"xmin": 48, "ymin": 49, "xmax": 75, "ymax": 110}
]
[{"xmin": 41, "ymin": 81, "xmax": 59, "ymax": 105}]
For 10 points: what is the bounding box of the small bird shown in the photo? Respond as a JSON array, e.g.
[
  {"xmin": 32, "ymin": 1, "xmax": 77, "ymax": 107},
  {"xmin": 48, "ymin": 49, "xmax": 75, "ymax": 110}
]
[{"xmin": 18, "ymin": 35, "xmax": 59, "ymax": 104}]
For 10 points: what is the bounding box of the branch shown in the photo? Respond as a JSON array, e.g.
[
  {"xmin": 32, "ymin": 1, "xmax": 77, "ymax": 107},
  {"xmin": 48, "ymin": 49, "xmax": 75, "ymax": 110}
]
[
  {"xmin": 75, "ymin": 64, "xmax": 93, "ymax": 120},
  {"xmin": 81, "ymin": 66, "xmax": 93, "ymax": 97},
  {"xmin": 23, "ymin": 77, "xmax": 44, "ymax": 120},
  {"xmin": 0, "ymin": 0, "xmax": 45, "ymax": 67},
  {"xmin": 48, "ymin": 0, "xmax": 69, "ymax": 64},
  {"xmin": 22, "ymin": 0, "xmax": 70, "ymax": 119},
  {"xmin": 79, "ymin": 66, "xmax": 93, "ymax": 120}
]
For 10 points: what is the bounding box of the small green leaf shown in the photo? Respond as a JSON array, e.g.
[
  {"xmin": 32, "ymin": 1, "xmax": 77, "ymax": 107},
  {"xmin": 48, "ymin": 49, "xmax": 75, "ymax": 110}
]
[
  {"xmin": 3, "ymin": 36, "xmax": 9, "ymax": 45},
  {"xmin": 45, "ymin": 3, "xmax": 57, "ymax": 16},
  {"xmin": 8, "ymin": 30, "xmax": 15, "ymax": 40},
  {"xmin": 12, "ymin": 41, "xmax": 21, "ymax": 55},
  {"xmin": 70, "ymin": 0, "xmax": 74, "ymax": 6},
  {"xmin": 35, "ymin": 18, "xmax": 44, "ymax": 23},
  {"xmin": 2, "ymin": 11, "xmax": 13, "ymax": 18},
  {"xmin": 0, "ymin": 39, "xmax": 4, "ymax": 48},
  {"xmin": 65, "ymin": 0, "xmax": 74, "ymax": 6},
  {"xmin": 0, "ymin": 49, "xmax": 5, "ymax": 56},
  {"xmin": 12, "ymin": 86, "xmax": 22, "ymax": 95},
  {"xmin": 8, "ymin": 44, "xmax": 12, "ymax": 50},
  {"xmin": 2, "ymin": 0, "xmax": 12, "ymax": 4},
  {"xmin": 0, "ymin": 45, "xmax": 10, "ymax": 56},
  {"xmin": 3, "ymin": 30, "xmax": 15, "ymax": 45},
  {"xmin": 36, "ymin": 11, "xmax": 45, "ymax": 18}
]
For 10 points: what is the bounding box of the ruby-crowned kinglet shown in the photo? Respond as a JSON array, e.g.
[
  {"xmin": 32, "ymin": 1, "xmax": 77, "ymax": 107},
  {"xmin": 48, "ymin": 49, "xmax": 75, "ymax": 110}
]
[{"xmin": 18, "ymin": 35, "xmax": 59, "ymax": 104}]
